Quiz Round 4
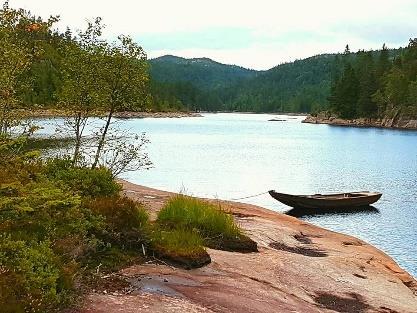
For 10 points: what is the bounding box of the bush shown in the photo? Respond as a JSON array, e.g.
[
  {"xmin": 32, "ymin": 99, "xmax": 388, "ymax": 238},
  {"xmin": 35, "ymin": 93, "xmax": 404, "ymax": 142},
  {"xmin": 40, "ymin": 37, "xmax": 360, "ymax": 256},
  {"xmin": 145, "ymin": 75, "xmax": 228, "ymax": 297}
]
[
  {"xmin": 86, "ymin": 196, "xmax": 148, "ymax": 232},
  {"xmin": 86, "ymin": 196, "xmax": 149, "ymax": 250},
  {"xmin": 45, "ymin": 158, "xmax": 122, "ymax": 197},
  {"xmin": 0, "ymin": 142, "xmax": 148, "ymax": 311},
  {"xmin": 0, "ymin": 238, "xmax": 68, "ymax": 312},
  {"xmin": 0, "ymin": 171, "xmax": 103, "ymax": 312}
]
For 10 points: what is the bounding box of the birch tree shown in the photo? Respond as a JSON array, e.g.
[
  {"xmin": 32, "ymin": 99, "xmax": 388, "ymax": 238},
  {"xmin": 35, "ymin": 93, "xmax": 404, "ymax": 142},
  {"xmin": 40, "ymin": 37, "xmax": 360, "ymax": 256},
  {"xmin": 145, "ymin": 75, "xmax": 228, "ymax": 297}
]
[
  {"xmin": 58, "ymin": 18, "xmax": 105, "ymax": 165},
  {"xmin": 91, "ymin": 35, "xmax": 149, "ymax": 169}
]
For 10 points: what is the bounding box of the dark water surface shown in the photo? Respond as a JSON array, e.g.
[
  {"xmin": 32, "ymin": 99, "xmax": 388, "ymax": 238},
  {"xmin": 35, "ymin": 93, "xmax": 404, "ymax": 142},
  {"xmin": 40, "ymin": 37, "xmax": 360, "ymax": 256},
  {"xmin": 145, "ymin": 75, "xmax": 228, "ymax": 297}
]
[{"xmin": 42, "ymin": 113, "xmax": 417, "ymax": 277}]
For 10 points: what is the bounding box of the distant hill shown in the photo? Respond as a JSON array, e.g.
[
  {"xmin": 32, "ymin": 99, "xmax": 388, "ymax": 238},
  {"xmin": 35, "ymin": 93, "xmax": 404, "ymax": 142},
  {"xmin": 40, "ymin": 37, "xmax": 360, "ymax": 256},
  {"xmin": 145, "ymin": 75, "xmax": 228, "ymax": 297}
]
[
  {"xmin": 149, "ymin": 48, "xmax": 403, "ymax": 113},
  {"xmin": 149, "ymin": 55, "xmax": 259, "ymax": 90},
  {"xmin": 222, "ymin": 54, "xmax": 337, "ymax": 113}
]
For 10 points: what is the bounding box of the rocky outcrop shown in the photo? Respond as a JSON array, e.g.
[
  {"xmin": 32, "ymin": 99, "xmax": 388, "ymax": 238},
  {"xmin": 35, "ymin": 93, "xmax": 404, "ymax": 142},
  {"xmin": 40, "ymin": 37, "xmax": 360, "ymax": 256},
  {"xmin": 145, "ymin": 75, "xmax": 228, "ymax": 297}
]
[
  {"xmin": 77, "ymin": 181, "xmax": 417, "ymax": 313},
  {"xmin": 303, "ymin": 113, "xmax": 417, "ymax": 130}
]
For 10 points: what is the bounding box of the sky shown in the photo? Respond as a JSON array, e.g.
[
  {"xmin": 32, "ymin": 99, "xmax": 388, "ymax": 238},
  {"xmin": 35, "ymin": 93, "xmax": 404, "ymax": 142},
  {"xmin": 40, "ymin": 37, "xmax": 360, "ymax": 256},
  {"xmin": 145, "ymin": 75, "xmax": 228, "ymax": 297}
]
[{"xmin": 10, "ymin": 0, "xmax": 417, "ymax": 70}]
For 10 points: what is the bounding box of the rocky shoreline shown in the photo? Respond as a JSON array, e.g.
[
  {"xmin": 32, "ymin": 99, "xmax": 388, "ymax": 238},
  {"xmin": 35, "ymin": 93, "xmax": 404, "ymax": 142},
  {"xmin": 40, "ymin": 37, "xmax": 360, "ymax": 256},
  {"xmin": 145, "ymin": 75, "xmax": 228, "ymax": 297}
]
[
  {"xmin": 76, "ymin": 180, "xmax": 417, "ymax": 313},
  {"xmin": 303, "ymin": 114, "xmax": 417, "ymax": 130},
  {"xmin": 23, "ymin": 109, "xmax": 202, "ymax": 119},
  {"xmin": 113, "ymin": 111, "xmax": 202, "ymax": 119}
]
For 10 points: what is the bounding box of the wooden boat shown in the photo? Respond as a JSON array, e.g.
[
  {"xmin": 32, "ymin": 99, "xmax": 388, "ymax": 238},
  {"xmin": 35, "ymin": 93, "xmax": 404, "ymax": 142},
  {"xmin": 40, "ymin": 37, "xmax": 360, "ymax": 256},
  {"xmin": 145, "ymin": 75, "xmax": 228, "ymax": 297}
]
[{"xmin": 268, "ymin": 190, "xmax": 382, "ymax": 210}]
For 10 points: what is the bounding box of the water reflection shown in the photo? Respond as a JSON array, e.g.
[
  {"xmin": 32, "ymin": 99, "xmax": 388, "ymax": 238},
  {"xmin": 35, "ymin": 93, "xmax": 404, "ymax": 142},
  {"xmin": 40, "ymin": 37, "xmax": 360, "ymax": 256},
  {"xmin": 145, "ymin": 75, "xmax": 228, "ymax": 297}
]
[{"xmin": 286, "ymin": 205, "xmax": 380, "ymax": 218}]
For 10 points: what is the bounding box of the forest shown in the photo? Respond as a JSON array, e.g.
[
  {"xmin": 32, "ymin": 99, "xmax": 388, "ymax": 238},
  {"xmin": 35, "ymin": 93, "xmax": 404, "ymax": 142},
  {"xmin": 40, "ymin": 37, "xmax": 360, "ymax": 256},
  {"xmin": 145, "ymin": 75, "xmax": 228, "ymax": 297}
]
[
  {"xmin": 0, "ymin": 5, "xmax": 177, "ymax": 114},
  {"xmin": 328, "ymin": 42, "xmax": 417, "ymax": 119},
  {"xmin": 149, "ymin": 45, "xmax": 416, "ymax": 116}
]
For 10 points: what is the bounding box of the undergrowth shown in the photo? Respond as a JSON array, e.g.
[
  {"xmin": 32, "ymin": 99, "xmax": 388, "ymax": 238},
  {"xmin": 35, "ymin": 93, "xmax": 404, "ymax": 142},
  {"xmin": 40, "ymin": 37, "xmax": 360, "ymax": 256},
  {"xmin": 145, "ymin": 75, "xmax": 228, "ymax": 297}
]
[{"xmin": 0, "ymin": 136, "xmax": 148, "ymax": 312}]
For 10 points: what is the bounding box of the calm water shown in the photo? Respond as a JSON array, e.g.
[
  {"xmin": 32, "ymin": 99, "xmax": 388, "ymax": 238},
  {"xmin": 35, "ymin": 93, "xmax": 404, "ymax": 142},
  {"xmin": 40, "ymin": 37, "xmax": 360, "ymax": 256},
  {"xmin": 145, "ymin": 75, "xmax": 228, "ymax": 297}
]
[{"xmin": 40, "ymin": 113, "xmax": 417, "ymax": 277}]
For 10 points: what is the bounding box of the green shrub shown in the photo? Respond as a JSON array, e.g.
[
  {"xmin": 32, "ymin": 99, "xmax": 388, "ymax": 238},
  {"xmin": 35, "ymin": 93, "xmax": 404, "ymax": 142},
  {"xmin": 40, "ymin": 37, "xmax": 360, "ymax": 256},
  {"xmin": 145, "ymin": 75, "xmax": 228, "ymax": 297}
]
[
  {"xmin": 0, "ymin": 136, "xmax": 42, "ymax": 185},
  {"xmin": 45, "ymin": 159, "xmax": 122, "ymax": 197},
  {"xmin": 0, "ymin": 179, "xmax": 100, "ymax": 244},
  {"xmin": 86, "ymin": 196, "xmax": 148, "ymax": 232},
  {"xmin": 157, "ymin": 195, "xmax": 241, "ymax": 240},
  {"xmin": 0, "ymin": 237, "xmax": 67, "ymax": 312},
  {"xmin": 0, "ymin": 143, "xmax": 148, "ymax": 311}
]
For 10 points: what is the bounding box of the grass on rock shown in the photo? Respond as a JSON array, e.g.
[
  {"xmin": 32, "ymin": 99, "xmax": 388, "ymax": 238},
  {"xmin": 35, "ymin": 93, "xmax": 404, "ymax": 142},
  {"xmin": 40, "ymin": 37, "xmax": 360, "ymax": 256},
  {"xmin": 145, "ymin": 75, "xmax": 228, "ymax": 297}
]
[
  {"xmin": 157, "ymin": 195, "xmax": 241, "ymax": 239},
  {"xmin": 156, "ymin": 195, "xmax": 257, "ymax": 252},
  {"xmin": 151, "ymin": 228, "xmax": 210, "ymax": 269}
]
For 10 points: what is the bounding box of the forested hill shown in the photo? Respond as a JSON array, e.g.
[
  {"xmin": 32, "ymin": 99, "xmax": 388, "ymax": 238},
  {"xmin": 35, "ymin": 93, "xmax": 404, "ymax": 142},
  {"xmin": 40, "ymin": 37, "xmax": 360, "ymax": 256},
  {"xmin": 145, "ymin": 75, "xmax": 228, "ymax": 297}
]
[
  {"xmin": 224, "ymin": 54, "xmax": 336, "ymax": 113},
  {"xmin": 149, "ymin": 53, "xmax": 337, "ymax": 112},
  {"xmin": 148, "ymin": 55, "xmax": 259, "ymax": 111},
  {"xmin": 328, "ymin": 41, "xmax": 416, "ymax": 120},
  {"xmin": 225, "ymin": 48, "xmax": 402, "ymax": 113},
  {"xmin": 150, "ymin": 55, "xmax": 258, "ymax": 90},
  {"xmin": 150, "ymin": 48, "xmax": 403, "ymax": 113}
]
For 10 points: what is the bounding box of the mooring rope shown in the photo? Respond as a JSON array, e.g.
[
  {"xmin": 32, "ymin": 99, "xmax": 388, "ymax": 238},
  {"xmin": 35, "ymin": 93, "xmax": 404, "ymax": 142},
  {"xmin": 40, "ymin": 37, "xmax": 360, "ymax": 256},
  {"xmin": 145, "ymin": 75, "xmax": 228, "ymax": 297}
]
[{"xmin": 228, "ymin": 191, "xmax": 270, "ymax": 201}]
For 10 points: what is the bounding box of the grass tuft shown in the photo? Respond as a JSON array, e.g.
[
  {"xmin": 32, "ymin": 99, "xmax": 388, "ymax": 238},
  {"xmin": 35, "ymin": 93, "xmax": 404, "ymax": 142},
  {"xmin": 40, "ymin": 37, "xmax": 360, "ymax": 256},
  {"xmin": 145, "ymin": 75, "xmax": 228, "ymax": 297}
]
[
  {"xmin": 151, "ymin": 228, "xmax": 210, "ymax": 269},
  {"xmin": 157, "ymin": 194, "xmax": 241, "ymax": 241},
  {"xmin": 152, "ymin": 228, "xmax": 205, "ymax": 258}
]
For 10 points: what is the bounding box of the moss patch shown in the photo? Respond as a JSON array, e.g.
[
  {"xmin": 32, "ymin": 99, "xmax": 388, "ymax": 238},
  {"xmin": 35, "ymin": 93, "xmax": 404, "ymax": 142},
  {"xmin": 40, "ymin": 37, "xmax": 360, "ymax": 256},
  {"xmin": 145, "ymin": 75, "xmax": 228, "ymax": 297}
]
[{"xmin": 151, "ymin": 228, "xmax": 211, "ymax": 269}]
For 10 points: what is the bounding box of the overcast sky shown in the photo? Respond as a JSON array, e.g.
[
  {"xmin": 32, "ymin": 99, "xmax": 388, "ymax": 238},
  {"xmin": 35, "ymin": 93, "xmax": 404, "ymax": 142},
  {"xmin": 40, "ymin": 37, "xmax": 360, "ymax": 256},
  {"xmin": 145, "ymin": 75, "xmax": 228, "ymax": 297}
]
[{"xmin": 10, "ymin": 0, "xmax": 417, "ymax": 70}]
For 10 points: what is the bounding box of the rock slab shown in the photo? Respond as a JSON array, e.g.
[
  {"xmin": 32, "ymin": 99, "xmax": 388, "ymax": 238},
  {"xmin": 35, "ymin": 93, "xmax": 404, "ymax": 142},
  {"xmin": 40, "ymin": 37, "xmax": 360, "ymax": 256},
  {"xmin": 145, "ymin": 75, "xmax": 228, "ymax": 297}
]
[{"xmin": 77, "ymin": 181, "xmax": 417, "ymax": 313}]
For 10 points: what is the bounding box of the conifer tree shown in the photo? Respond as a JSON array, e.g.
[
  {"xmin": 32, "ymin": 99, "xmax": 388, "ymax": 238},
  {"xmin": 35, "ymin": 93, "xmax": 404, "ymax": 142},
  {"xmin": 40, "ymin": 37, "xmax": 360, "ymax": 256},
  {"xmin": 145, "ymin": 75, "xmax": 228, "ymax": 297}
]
[
  {"xmin": 376, "ymin": 43, "xmax": 390, "ymax": 88},
  {"xmin": 332, "ymin": 63, "xmax": 359, "ymax": 119}
]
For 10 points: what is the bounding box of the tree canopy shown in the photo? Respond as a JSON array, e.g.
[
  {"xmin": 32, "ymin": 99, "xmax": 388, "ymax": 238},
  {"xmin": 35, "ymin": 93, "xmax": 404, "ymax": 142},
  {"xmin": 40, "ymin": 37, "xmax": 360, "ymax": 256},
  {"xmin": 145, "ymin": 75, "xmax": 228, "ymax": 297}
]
[{"xmin": 328, "ymin": 40, "xmax": 417, "ymax": 119}]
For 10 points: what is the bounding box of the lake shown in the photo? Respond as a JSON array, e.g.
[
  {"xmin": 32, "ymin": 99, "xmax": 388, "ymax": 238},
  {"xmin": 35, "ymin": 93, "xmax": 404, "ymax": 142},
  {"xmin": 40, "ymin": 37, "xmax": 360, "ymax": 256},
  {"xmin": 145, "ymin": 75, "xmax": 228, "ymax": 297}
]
[{"xmin": 40, "ymin": 113, "xmax": 417, "ymax": 277}]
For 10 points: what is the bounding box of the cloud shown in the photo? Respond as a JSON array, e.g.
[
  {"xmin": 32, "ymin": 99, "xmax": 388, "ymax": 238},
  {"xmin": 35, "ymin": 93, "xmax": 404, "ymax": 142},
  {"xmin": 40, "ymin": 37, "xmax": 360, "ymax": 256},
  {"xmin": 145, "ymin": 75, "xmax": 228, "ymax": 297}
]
[
  {"xmin": 9, "ymin": 0, "xmax": 417, "ymax": 69},
  {"xmin": 138, "ymin": 27, "xmax": 254, "ymax": 51},
  {"xmin": 333, "ymin": 22, "xmax": 417, "ymax": 46}
]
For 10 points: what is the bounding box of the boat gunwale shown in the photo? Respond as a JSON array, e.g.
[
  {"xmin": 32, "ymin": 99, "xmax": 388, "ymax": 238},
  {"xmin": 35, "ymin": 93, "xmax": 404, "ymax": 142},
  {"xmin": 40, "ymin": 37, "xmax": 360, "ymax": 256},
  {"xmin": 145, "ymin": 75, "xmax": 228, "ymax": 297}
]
[{"xmin": 270, "ymin": 190, "xmax": 382, "ymax": 201}]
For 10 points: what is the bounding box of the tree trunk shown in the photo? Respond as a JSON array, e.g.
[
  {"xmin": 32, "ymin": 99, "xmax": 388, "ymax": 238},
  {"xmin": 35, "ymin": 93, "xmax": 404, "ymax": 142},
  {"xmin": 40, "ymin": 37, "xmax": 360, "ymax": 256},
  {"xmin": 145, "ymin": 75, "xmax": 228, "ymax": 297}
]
[
  {"xmin": 72, "ymin": 112, "xmax": 82, "ymax": 166},
  {"xmin": 91, "ymin": 106, "xmax": 114, "ymax": 169}
]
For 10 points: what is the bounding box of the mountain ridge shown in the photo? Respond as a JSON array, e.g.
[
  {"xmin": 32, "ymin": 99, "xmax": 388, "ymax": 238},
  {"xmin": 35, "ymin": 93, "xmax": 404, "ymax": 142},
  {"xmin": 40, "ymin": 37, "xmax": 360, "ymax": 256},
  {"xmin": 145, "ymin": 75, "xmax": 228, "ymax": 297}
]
[{"xmin": 151, "ymin": 55, "xmax": 259, "ymax": 72}]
